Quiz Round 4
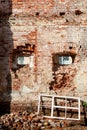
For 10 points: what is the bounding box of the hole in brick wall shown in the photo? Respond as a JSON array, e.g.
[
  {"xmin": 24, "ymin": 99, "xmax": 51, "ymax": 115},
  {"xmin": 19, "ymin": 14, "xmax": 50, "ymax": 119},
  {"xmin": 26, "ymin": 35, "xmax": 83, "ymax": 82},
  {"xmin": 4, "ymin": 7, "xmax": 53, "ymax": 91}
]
[
  {"xmin": 69, "ymin": 46, "xmax": 73, "ymax": 49},
  {"xmin": 59, "ymin": 12, "xmax": 65, "ymax": 16},
  {"xmin": 75, "ymin": 10, "xmax": 83, "ymax": 15},
  {"xmin": 1, "ymin": 0, "xmax": 5, "ymax": 2},
  {"xmin": 80, "ymin": 45, "xmax": 82, "ymax": 48},
  {"xmin": 36, "ymin": 12, "xmax": 40, "ymax": 16},
  {"xmin": 66, "ymin": 19, "xmax": 68, "ymax": 22}
]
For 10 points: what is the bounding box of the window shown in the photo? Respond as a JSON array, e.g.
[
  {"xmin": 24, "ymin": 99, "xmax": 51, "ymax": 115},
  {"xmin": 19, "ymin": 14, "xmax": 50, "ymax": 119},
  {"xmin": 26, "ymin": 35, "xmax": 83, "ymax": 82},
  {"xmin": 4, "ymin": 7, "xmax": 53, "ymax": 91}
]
[
  {"xmin": 18, "ymin": 56, "xmax": 29, "ymax": 65},
  {"xmin": 58, "ymin": 56, "xmax": 72, "ymax": 65},
  {"xmin": 17, "ymin": 55, "xmax": 34, "ymax": 68}
]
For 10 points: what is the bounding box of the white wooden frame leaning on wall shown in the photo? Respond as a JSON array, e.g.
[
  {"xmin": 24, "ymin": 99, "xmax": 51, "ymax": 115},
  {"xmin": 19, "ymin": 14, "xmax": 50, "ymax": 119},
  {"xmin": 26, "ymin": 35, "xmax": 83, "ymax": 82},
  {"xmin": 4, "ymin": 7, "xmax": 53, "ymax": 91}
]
[{"xmin": 38, "ymin": 94, "xmax": 80, "ymax": 120}]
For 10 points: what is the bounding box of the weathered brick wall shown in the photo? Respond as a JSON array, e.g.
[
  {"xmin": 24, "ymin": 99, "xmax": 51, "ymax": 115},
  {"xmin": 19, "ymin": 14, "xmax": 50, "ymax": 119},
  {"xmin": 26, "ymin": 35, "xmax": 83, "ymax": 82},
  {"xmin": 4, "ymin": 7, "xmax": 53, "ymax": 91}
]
[{"xmin": 0, "ymin": 0, "xmax": 87, "ymax": 112}]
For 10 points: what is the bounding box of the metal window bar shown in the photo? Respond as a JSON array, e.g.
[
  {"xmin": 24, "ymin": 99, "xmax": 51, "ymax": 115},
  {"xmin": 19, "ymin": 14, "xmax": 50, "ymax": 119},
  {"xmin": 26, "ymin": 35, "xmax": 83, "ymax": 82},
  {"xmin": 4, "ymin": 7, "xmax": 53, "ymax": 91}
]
[{"xmin": 38, "ymin": 94, "xmax": 80, "ymax": 120}]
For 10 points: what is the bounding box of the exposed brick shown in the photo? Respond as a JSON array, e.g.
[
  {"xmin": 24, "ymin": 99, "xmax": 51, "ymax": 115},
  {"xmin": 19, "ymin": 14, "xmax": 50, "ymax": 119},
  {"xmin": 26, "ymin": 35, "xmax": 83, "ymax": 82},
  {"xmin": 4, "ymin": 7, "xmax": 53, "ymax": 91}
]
[{"xmin": 0, "ymin": 0, "xmax": 87, "ymax": 113}]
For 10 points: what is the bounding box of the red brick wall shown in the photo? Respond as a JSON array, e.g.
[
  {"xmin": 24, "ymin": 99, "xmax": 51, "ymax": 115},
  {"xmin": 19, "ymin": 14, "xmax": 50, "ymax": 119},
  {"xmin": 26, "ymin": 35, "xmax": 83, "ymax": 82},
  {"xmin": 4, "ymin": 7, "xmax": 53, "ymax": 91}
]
[{"xmin": 0, "ymin": 0, "xmax": 87, "ymax": 109}]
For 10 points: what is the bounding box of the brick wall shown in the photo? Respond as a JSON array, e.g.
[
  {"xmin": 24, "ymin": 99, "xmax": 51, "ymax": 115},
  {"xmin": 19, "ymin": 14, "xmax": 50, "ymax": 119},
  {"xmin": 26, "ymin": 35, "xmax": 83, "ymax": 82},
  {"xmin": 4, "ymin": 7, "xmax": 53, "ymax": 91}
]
[{"xmin": 0, "ymin": 0, "xmax": 87, "ymax": 112}]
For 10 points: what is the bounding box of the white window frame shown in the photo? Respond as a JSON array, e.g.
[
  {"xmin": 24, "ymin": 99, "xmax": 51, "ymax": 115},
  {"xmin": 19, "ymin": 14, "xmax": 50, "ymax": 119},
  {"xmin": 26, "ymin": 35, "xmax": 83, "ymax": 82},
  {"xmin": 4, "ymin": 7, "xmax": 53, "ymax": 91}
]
[
  {"xmin": 17, "ymin": 55, "xmax": 34, "ymax": 68},
  {"xmin": 38, "ymin": 94, "xmax": 80, "ymax": 120},
  {"xmin": 58, "ymin": 56, "xmax": 72, "ymax": 65}
]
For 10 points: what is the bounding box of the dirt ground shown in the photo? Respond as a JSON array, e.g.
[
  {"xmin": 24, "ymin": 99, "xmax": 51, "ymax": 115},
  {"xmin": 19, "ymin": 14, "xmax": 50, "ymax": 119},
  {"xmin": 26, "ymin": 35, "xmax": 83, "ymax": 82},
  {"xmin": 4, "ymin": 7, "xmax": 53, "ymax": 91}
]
[
  {"xmin": 45, "ymin": 125, "xmax": 87, "ymax": 130},
  {"xmin": 64, "ymin": 125, "xmax": 87, "ymax": 130}
]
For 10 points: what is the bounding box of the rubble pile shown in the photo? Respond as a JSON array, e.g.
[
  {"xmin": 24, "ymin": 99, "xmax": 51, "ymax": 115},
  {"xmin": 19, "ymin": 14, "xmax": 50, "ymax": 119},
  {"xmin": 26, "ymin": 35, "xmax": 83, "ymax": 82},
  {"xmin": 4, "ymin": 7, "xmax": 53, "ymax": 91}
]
[{"xmin": 0, "ymin": 111, "xmax": 68, "ymax": 130}]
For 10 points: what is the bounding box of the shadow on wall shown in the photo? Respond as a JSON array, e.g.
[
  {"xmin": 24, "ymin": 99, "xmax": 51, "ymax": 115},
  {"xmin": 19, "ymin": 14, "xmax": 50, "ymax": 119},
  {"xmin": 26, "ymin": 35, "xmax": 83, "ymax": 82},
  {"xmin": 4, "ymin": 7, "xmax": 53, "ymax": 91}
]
[
  {"xmin": 49, "ymin": 53, "xmax": 60, "ymax": 92},
  {"xmin": 0, "ymin": 0, "xmax": 13, "ymax": 115}
]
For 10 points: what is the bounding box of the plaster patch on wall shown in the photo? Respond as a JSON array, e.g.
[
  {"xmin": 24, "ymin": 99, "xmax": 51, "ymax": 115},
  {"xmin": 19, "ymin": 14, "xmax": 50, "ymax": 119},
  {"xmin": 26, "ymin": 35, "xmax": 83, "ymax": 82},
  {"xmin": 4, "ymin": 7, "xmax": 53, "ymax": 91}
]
[
  {"xmin": 20, "ymin": 85, "xmax": 33, "ymax": 94},
  {"xmin": 74, "ymin": 59, "xmax": 87, "ymax": 99}
]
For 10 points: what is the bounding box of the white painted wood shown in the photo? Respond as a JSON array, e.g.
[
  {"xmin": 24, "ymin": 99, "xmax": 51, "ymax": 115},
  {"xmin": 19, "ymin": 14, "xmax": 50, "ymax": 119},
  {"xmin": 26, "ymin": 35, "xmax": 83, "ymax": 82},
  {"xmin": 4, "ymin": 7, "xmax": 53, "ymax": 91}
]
[
  {"xmin": 38, "ymin": 94, "xmax": 80, "ymax": 120},
  {"xmin": 65, "ymin": 98, "xmax": 67, "ymax": 118},
  {"xmin": 38, "ymin": 94, "xmax": 41, "ymax": 113},
  {"xmin": 78, "ymin": 98, "xmax": 80, "ymax": 120},
  {"xmin": 51, "ymin": 96, "xmax": 54, "ymax": 117}
]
